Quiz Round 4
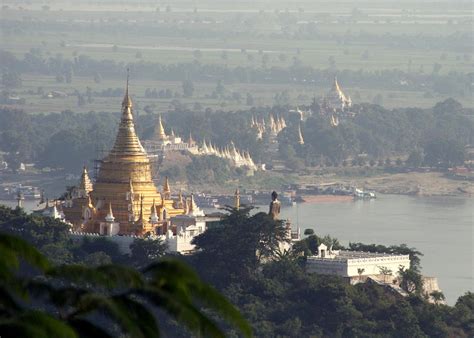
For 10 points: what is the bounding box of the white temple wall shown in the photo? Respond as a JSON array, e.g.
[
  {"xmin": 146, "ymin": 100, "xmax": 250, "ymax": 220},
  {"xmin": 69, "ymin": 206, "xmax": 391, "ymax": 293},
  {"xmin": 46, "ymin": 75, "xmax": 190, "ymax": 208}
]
[
  {"xmin": 346, "ymin": 256, "xmax": 410, "ymax": 277},
  {"xmin": 307, "ymin": 255, "xmax": 410, "ymax": 278}
]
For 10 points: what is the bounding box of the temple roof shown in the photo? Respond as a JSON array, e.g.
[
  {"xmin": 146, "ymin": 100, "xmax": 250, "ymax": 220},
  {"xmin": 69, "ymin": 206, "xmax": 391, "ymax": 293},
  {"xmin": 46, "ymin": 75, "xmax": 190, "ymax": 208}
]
[{"xmin": 107, "ymin": 77, "xmax": 146, "ymax": 158}]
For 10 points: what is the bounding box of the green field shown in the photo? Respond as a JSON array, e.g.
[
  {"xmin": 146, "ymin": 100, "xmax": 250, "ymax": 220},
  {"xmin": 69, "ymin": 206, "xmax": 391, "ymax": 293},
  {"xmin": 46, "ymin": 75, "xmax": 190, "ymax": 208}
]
[
  {"xmin": 13, "ymin": 73, "xmax": 471, "ymax": 114},
  {"xmin": 1, "ymin": 0, "xmax": 473, "ymax": 112}
]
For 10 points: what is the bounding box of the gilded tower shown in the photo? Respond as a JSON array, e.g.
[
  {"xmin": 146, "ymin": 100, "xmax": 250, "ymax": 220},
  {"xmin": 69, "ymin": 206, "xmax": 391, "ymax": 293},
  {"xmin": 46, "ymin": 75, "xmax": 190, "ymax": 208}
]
[{"xmin": 64, "ymin": 77, "xmax": 185, "ymax": 235}]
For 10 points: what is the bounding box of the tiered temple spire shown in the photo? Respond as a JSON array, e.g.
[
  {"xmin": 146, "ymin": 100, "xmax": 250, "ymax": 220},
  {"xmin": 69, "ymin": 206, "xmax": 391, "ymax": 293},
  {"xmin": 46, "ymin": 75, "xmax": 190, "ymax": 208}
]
[
  {"xmin": 64, "ymin": 74, "xmax": 186, "ymax": 235},
  {"xmin": 155, "ymin": 115, "xmax": 167, "ymax": 141}
]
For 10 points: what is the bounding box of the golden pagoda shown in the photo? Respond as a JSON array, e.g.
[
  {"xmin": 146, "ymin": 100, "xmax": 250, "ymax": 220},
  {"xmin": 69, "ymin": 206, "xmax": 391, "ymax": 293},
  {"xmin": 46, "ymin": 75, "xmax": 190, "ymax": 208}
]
[
  {"xmin": 154, "ymin": 115, "xmax": 168, "ymax": 142},
  {"xmin": 63, "ymin": 76, "xmax": 185, "ymax": 235},
  {"xmin": 326, "ymin": 76, "xmax": 352, "ymax": 110}
]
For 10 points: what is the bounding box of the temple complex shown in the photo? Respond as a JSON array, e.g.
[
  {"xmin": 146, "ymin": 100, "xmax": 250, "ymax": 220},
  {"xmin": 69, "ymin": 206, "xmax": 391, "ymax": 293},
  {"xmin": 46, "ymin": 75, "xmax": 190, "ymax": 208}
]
[
  {"xmin": 143, "ymin": 115, "xmax": 199, "ymax": 157},
  {"xmin": 143, "ymin": 115, "xmax": 257, "ymax": 171},
  {"xmin": 63, "ymin": 78, "xmax": 187, "ymax": 236},
  {"xmin": 199, "ymin": 140, "xmax": 257, "ymax": 170},
  {"xmin": 250, "ymin": 113, "xmax": 287, "ymax": 140}
]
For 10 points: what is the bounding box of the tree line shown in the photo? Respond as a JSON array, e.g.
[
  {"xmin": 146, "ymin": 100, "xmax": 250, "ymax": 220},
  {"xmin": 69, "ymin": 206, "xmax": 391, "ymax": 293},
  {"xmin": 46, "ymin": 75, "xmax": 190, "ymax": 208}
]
[
  {"xmin": 1, "ymin": 49, "xmax": 472, "ymax": 97},
  {"xmin": 0, "ymin": 98, "xmax": 472, "ymax": 174},
  {"xmin": 0, "ymin": 205, "xmax": 472, "ymax": 337}
]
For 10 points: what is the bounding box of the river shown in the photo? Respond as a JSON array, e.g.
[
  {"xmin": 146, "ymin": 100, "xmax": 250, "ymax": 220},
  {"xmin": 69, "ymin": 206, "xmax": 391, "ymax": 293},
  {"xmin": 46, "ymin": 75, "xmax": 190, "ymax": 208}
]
[
  {"xmin": 1, "ymin": 194, "xmax": 472, "ymax": 305},
  {"xmin": 278, "ymin": 194, "xmax": 473, "ymax": 305}
]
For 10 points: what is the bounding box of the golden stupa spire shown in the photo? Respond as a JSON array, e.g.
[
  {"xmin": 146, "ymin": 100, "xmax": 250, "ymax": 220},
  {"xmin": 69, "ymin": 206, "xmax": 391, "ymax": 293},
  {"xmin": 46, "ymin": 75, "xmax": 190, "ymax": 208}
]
[
  {"xmin": 122, "ymin": 68, "xmax": 132, "ymax": 109},
  {"xmin": 155, "ymin": 115, "xmax": 167, "ymax": 140},
  {"xmin": 108, "ymin": 72, "xmax": 146, "ymax": 156},
  {"xmin": 332, "ymin": 76, "xmax": 347, "ymax": 101},
  {"xmin": 298, "ymin": 124, "xmax": 305, "ymax": 145}
]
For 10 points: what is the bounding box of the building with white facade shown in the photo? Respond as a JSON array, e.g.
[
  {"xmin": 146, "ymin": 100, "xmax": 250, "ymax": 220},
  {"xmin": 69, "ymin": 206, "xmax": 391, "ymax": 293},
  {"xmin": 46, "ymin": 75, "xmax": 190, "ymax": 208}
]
[{"xmin": 307, "ymin": 244, "xmax": 410, "ymax": 279}]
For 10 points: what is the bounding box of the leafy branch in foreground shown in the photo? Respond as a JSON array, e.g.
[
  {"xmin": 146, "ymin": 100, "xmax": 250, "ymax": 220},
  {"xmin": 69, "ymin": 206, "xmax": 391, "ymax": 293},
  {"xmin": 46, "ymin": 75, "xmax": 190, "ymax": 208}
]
[{"xmin": 0, "ymin": 232, "xmax": 252, "ymax": 338}]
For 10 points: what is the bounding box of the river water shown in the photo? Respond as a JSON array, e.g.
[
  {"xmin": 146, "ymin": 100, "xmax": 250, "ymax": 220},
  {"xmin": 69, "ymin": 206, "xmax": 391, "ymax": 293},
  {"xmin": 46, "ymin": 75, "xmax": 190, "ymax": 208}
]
[
  {"xmin": 277, "ymin": 194, "xmax": 473, "ymax": 305},
  {"xmin": 1, "ymin": 194, "xmax": 472, "ymax": 304}
]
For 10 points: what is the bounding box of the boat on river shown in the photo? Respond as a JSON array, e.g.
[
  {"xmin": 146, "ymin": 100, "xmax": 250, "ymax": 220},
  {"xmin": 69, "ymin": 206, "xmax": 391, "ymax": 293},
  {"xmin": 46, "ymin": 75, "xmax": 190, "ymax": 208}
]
[{"xmin": 353, "ymin": 188, "xmax": 376, "ymax": 199}]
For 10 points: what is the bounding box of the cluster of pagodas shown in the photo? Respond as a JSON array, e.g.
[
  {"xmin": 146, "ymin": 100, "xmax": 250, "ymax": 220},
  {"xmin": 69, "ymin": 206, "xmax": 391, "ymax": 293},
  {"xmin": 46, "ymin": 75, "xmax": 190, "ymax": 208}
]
[
  {"xmin": 250, "ymin": 114, "xmax": 287, "ymax": 139},
  {"xmin": 200, "ymin": 140, "xmax": 257, "ymax": 170}
]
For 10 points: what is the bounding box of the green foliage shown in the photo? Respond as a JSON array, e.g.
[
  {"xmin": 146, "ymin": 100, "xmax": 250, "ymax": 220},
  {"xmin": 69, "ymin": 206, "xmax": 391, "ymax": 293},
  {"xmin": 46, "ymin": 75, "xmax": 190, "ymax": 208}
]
[
  {"xmin": 0, "ymin": 206, "xmax": 123, "ymax": 266},
  {"xmin": 293, "ymin": 233, "xmax": 343, "ymax": 257},
  {"xmin": 129, "ymin": 237, "xmax": 167, "ymax": 268},
  {"xmin": 181, "ymin": 80, "xmax": 194, "ymax": 97},
  {"xmin": 1, "ymin": 98, "xmax": 472, "ymax": 176},
  {"xmin": 424, "ymin": 139, "xmax": 465, "ymax": 168},
  {"xmin": 191, "ymin": 206, "xmax": 289, "ymax": 286},
  {"xmin": 0, "ymin": 206, "xmax": 472, "ymax": 337},
  {"xmin": 398, "ymin": 266, "xmax": 424, "ymax": 295},
  {"xmin": 185, "ymin": 155, "xmax": 242, "ymax": 184},
  {"xmin": 406, "ymin": 149, "xmax": 424, "ymax": 167},
  {"xmin": 0, "ymin": 232, "xmax": 252, "ymax": 337}
]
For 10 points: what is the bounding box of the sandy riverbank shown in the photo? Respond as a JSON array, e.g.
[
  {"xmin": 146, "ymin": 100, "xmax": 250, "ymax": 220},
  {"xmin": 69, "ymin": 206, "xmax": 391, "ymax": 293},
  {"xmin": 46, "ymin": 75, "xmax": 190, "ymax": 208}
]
[
  {"xmin": 322, "ymin": 172, "xmax": 473, "ymax": 197},
  {"xmin": 1, "ymin": 171, "xmax": 472, "ymax": 199}
]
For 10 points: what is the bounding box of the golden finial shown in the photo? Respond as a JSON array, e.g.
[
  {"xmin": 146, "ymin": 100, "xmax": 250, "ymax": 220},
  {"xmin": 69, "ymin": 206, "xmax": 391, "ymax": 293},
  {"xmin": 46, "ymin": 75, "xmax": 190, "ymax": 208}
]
[{"xmin": 122, "ymin": 68, "xmax": 133, "ymax": 108}]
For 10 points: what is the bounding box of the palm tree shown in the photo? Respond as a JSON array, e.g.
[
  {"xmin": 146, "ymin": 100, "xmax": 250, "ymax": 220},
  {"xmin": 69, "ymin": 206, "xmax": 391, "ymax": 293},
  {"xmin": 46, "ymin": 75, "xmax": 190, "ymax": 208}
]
[
  {"xmin": 398, "ymin": 266, "xmax": 423, "ymax": 294},
  {"xmin": 430, "ymin": 291, "xmax": 446, "ymax": 305},
  {"xmin": 378, "ymin": 266, "xmax": 393, "ymax": 283},
  {"xmin": 0, "ymin": 233, "xmax": 252, "ymax": 337}
]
